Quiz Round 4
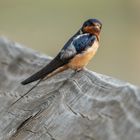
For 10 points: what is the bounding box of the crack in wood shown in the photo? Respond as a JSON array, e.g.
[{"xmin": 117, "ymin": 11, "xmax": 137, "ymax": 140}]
[
  {"xmin": 99, "ymin": 112, "xmax": 113, "ymax": 119},
  {"xmin": 10, "ymin": 109, "xmax": 43, "ymax": 139},
  {"xmin": 44, "ymin": 126, "xmax": 56, "ymax": 140},
  {"xmin": 66, "ymin": 104, "xmax": 91, "ymax": 121},
  {"xmin": 66, "ymin": 104, "xmax": 78, "ymax": 116},
  {"xmin": 16, "ymin": 116, "xmax": 32, "ymax": 132},
  {"xmin": 25, "ymin": 129, "xmax": 37, "ymax": 134},
  {"xmin": 78, "ymin": 112, "xmax": 90, "ymax": 120},
  {"xmin": 70, "ymin": 79, "xmax": 83, "ymax": 93}
]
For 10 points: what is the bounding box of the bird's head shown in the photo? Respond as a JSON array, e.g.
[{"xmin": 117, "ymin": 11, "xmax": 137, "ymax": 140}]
[{"xmin": 81, "ymin": 19, "xmax": 102, "ymax": 40}]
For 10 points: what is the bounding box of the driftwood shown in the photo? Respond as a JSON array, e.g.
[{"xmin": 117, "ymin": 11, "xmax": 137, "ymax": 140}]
[{"xmin": 0, "ymin": 37, "xmax": 140, "ymax": 140}]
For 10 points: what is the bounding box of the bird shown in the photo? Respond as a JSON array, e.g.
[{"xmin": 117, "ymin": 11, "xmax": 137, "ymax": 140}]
[{"xmin": 21, "ymin": 18, "xmax": 102, "ymax": 85}]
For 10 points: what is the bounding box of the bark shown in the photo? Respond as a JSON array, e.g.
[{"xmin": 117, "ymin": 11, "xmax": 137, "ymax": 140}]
[{"xmin": 0, "ymin": 37, "xmax": 140, "ymax": 140}]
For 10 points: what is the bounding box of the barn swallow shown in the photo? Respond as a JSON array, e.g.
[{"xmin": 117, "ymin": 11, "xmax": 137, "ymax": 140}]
[{"xmin": 21, "ymin": 19, "xmax": 102, "ymax": 85}]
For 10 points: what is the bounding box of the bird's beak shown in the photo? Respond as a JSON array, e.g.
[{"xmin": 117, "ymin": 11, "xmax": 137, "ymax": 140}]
[{"xmin": 94, "ymin": 25, "xmax": 101, "ymax": 32}]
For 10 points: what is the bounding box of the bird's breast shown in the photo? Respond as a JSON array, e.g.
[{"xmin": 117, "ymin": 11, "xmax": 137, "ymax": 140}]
[{"xmin": 68, "ymin": 41, "xmax": 99, "ymax": 70}]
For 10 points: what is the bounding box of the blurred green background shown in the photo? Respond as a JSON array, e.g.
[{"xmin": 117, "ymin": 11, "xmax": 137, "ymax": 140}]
[{"xmin": 0, "ymin": 0, "xmax": 140, "ymax": 85}]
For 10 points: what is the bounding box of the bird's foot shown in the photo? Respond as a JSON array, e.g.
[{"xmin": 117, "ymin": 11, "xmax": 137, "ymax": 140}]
[{"xmin": 74, "ymin": 67, "xmax": 85, "ymax": 73}]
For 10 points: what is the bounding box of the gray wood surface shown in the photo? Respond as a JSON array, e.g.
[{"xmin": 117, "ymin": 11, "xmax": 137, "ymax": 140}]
[{"xmin": 0, "ymin": 37, "xmax": 140, "ymax": 140}]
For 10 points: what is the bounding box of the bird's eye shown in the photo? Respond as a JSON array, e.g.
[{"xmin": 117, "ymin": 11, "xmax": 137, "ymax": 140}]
[
  {"xmin": 84, "ymin": 23, "xmax": 88, "ymax": 26},
  {"xmin": 94, "ymin": 23, "xmax": 101, "ymax": 29}
]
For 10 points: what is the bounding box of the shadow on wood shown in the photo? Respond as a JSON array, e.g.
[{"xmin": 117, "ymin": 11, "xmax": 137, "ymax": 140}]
[{"xmin": 0, "ymin": 37, "xmax": 140, "ymax": 140}]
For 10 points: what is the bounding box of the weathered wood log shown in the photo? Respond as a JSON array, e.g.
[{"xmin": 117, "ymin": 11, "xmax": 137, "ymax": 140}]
[{"xmin": 0, "ymin": 37, "xmax": 140, "ymax": 140}]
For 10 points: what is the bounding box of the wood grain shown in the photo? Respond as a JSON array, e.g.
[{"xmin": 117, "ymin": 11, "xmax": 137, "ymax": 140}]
[{"xmin": 0, "ymin": 37, "xmax": 140, "ymax": 140}]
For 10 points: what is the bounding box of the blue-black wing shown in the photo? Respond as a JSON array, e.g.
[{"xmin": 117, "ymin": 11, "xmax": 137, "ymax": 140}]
[
  {"xmin": 60, "ymin": 34, "xmax": 96, "ymax": 61},
  {"xmin": 21, "ymin": 55, "xmax": 65, "ymax": 85}
]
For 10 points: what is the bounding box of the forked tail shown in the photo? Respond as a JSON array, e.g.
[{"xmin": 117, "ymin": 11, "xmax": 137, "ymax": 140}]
[{"xmin": 21, "ymin": 55, "xmax": 67, "ymax": 85}]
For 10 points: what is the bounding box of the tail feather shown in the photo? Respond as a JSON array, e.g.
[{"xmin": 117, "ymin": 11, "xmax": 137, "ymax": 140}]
[{"xmin": 21, "ymin": 55, "xmax": 66, "ymax": 85}]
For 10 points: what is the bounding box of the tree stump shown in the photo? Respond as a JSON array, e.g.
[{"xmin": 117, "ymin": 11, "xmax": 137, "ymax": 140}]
[{"xmin": 0, "ymin": 37, "xmax": 140, "ymax": 140}]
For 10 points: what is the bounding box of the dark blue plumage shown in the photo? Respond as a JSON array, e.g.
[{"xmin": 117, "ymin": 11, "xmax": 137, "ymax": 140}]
[
  {"xmin": 73, "ymin": 34, "xmax": 96, "ymax": 53},
  {"xmin": 60, "ymin": 34, "xmax": 96, "ymax": 61}
]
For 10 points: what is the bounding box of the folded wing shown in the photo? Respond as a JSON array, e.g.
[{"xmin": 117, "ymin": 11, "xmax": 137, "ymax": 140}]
[
  {"xmin": 21, "ymin": 55, "xmax": 66, "ymax": 85},
  {"xmin": 21, "ymin": 34, "xmax": 96, "ymax": 85}
]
